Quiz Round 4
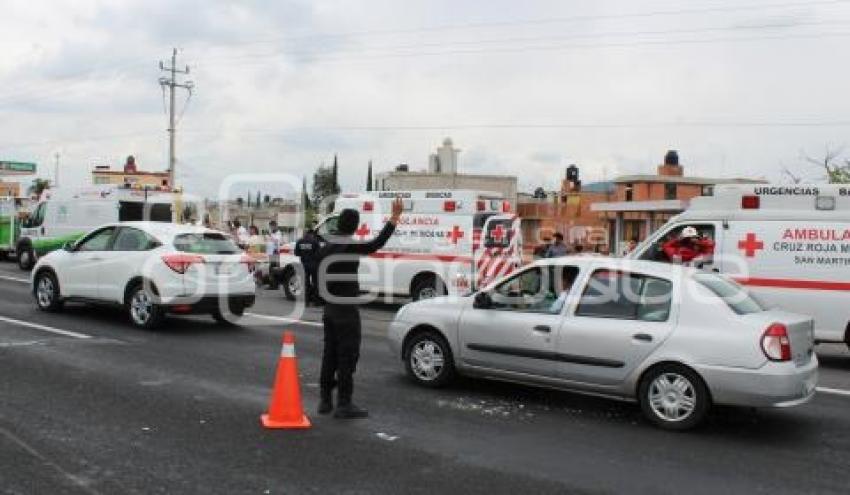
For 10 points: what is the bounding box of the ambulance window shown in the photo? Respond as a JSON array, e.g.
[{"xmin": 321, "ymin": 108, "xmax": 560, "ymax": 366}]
[
  {"xmin": 484, "ymin": 218, "xmax": 513, "ymax": 248},
  {"xmin": 640, "ymin": 224, "xmax": 716, "ymax": 262},
  {"xmin": 473, "ymin": 213, "xmax": 496, "ymax": 229}
]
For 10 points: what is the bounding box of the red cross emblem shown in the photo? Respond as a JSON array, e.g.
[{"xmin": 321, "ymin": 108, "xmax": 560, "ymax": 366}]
[
  {"xmin": 447, "ymin": 225, "xmax": 464, "ymax": 244},
  {"xmin": 491, "ymin": 224, "xmax": 506, "ymax": 243},
  {"xmin": 738, "ymin": 233, "xmax": 764, "ymax": 258},
  {"xmin": 355, "ymin": 223, "xmax": 371, "ymax": 239}
]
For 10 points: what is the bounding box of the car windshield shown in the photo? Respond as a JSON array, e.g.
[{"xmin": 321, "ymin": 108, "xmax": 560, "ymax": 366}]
[
  {"xmin": 173, "ymin": 232, "xmax": 240, "ymax": 254},
  {"xmin": 694, "ymin": 273, "xmax": 766, "ymax": 315}
]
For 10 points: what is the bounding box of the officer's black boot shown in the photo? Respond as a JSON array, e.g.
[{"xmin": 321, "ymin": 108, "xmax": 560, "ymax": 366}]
[
  {"xmin": 317, "ymin": 389, "xmax": 333, "ymax": 415},
  {"xmin": 333, "ymin": 402, "xmax": 368, "ymax": 419}
]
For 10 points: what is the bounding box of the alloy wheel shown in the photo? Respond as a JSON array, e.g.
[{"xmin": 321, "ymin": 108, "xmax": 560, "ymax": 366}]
[
  {"xmin": 648, "ymin": 373, "xmax": 697, "ymax": 423},
  {"xmin": 410, "ymin": 339, "xmax": 445, "ymax": 382},
  {"xmin": 36, "ymin": 276, "xmax": 54, "ymax": 308},
  {"xmin": 130, "ymin": 289, "xmax": 153, "ymax": 325}
]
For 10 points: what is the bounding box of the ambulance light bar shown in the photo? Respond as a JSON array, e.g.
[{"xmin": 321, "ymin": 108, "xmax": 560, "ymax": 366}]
[
  {"xmin": 444, "ymin": 200, "xmax": 457, "ymax": 212},
  {"xmin": 816, "ymin": 195, "xmax": 836, "ymax": 211},
  {"xmin": 477, "ymin": 200, "xmax": 486, "ymax": 212},
  {"xmin": 363, "ymin": 201, "xmax": 374, "ymax": 212},
  {"xmin": 502, "ymin": 201, "xmax": 511, "ymax": 213},
  {"xmin": 741, "ymin": 195, "xmax": 760, "ymax": 209}
]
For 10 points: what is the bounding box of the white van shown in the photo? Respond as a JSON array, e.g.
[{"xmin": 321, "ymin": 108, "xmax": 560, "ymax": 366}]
[
  {"xmin": 16, "ymin": 186, "xmax": 176, "ymax": 270},
  {"xmin": 629, "ymin": 184, "xmax": 850, "ymax": 347},
  {"xmin": 276, "ymin": 190, "xmax": 522, "ymax": 301}
]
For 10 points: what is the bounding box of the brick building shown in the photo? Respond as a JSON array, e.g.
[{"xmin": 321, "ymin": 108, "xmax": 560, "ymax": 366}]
[
  {"xmin": 91, "ymin": 156, "xmax": 171, "ymax": 189},
  {"xmin": 591, "ymin": 150, "xmax": 765, "ymax": 254}
]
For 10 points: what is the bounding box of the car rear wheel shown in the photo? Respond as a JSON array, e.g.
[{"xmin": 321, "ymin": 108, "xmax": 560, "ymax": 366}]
[
  {"xmin": 34, "ymin": 271, "xmax": 63, "ymax": 312},
  {"xmin": 404, "ymin": 331, "xmax": 455, "ymax": 387},
  {"xmin": 281, "ymin": 268, "xmax": 302, "ymax": 301},
  {"xmin": 127, "ymin": 284, "xmax": 165, "ymax": 329},
  {"xmin": 639, "ymin": 364, "xmax": 710, "ymax": 431},
  {"xmin": 212, "ymin": 301, "xmax": 246, "ymax": 326}
]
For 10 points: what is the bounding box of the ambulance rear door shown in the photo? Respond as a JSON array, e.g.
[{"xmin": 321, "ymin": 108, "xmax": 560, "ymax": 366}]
[{"xmin": 475, "ymin": 215, "xmax": 523, "ymax": 289}]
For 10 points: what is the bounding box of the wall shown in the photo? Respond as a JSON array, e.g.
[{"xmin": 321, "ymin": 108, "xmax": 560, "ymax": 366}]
[{"xmin": 0, "ymin": 181, "xmax": 21, "ymax": 197}]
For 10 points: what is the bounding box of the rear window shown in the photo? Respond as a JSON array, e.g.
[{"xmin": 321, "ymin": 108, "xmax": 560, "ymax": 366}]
[
  {"xmin": 694, "ymin": 274, "xmax": 766, "ymax": 315},
  {"xmin": 173, "ymin": 233, "xmax": 240, "ymax": 254}
]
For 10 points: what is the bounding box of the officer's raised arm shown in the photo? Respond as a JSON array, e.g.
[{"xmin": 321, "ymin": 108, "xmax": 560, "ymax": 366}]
[{"xmin": 350, "ymin": 196, "xmax": 403, "ymax": 255}]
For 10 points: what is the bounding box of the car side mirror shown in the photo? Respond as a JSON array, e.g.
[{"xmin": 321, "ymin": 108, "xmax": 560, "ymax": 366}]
[
  {"xmin": 62, "ymin": 241, "xmax": 75, "ymax": 252},
  {"xmin": 473, "ymin": 291, "xmax": 492, "ymax": 309}
]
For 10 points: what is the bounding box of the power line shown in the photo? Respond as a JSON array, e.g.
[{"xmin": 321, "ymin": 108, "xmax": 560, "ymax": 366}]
[
  {"xmin": 202, "ymin": 0, "xmax": 850, "ymax": 48},
  {"xmin": 197, "ymin": 18, "xmax": 850, "ymax": 64}
]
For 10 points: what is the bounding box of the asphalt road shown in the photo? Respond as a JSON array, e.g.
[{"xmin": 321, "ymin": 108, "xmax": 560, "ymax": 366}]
[{"xmin": 1, "ymin": 262, "xmax": 849, "ymax": 494}]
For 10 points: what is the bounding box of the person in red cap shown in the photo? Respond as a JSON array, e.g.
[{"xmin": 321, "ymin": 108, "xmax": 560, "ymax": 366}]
[{"xmin": 662, "ymin": 226, "xmax": 715, "ymax": 265}]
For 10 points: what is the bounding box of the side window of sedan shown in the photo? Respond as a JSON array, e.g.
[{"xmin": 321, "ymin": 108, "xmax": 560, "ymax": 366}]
[
  {"xmin": 112, "ymin": 228, "xmax": 159, "ymax": 252},
  {"xmin": 490, "ymin": 267, "xmax": 558, "ymax": 313},
  {"xmin": 575, "ymin": 269, "xmax": 673, "ymax": 322},
  {"xmin": 76, "ymin": 227, "xmax": 117, "ymax": 252}
]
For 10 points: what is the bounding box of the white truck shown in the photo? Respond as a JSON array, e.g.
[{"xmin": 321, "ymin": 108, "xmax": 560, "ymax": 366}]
[
  {"xmin": 276, "ymin": 190, "xmax": 522, "ymax": 301},
  {"xmin": 629, "ymin": 183, "xmax": 850, "ymax": 347},
  {"xmin": 16, "ymin": 185, "xmax": 177, "ymax": 270}
]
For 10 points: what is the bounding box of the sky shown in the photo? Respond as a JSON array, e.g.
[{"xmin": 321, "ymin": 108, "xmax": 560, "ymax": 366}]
[{"xmin": 1, "ymin": 0, "xmax": 850, "ymax": 199}]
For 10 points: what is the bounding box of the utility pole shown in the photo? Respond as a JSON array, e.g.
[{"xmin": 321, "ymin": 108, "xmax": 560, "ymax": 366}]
[
  {"xmin": 159, "ymin": 48, "xmax": 193, "ymax": 190},
  {"xmin": 53, "ymin": 152, "xmax": 60, "ymax": 188}
]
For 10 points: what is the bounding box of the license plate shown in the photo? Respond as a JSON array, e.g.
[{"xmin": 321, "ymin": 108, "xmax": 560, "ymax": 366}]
[{"xmin": 214, "ymin": 263, "xmax": 233, "ymax": 275}]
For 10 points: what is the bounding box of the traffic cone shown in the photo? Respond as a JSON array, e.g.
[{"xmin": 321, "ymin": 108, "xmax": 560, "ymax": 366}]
[{"xmin": 261, "ymin": 331, "xmax": 312, "ymax": 429}]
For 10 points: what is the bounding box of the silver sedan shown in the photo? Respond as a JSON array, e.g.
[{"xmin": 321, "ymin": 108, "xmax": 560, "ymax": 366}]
[{"xmin": 388, "ymin": 257, "xmax": 818, "ymax": 430}]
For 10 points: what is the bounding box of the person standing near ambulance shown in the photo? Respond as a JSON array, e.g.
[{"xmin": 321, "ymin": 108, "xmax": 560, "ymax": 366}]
[
  {"xmin": 316, "ymin": 197, "xmax": 403, "ymax": 419},
  {"xmin": 662, "ymin": 226, "xmax": 715, "ymax": 265}
]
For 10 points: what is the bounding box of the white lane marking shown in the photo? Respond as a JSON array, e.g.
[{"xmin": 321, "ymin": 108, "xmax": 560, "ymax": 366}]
[
  {"xmin": 0, "ymin": 274, "xmax": 29, "ymax": 284},
  {"xmin": 245, "ymin": 312, "xmax": 323, "ymax": 328},
  {"xmin": 0, "ymin": 315, "xmax": 92, "ymax": 339},
  {"xmin": 817, "ymin": 387, "xmax": 850, "ymax": 397}
]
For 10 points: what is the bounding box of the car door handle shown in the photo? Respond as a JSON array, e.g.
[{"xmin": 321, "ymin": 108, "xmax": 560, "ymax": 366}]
[
  {"xmin": 533, "ymin": 325, "xmax": 551, "ymax": 333},
  {"xmin": 633, "ymin": 333, "xmax": 653, "ymax": 342}
]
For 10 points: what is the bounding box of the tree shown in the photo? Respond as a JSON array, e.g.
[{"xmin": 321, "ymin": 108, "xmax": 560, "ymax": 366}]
[
  {"xmin": 533, "ymin": 187, "xmax": 547, "ymax": 199},
  {"xmin": 312, "ymin": 164, "xmax": 338, "ymax": 213},
  {"xmin": 331, "ymin": 154, "xmax": 340, "ymax": 194},
  {"xmin": 27, "ymin": 178, "xmax": 50, "ymax": 198},
  {"xmin": 366, "ymin": 160, "xmax": 373, "ymax": 192},
  {"xmin": 801, "ymin": 146, "xmax": 850, "ymax": 183},
  {"xmin": 256, "ymin": 191, "xmax": 262, "ymax": 208},
  {"xmin": 236, "ymin": 197, "xmax": 244, "ymax": 208},
  {"xmin": 264, "ymin": 194, "xmax": 271, "ymax": 204}
]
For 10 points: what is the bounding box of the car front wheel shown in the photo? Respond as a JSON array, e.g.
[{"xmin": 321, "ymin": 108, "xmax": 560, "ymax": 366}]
[
  {"xmin": 34, "ymin": 271, "xmax": 63, "ymax": 312},
  {"xmin": 404, "ymin": 331, "xmax": 455, "ymax": 387},
  {"xmin": 639, "ymin": 364, "xmax": 710, "ymax": 430},
  {"xmin": 127, "ymin": 284, "xmax": 165, "ymax": 329}
]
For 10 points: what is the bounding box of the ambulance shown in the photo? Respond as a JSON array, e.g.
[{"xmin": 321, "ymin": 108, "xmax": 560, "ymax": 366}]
[
  {"xmin": 629, "ymin": 183, "xmax": 850, "ymax": 347},
  {"xmin": 276, "ymin": 190, "xmax": 522, "ymax": 301},
  {"xmin": 15, "ymin": 185, "xmax": 178, "ymax": 270}
]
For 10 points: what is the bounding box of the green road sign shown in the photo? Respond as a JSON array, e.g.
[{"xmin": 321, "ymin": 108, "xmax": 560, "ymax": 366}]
[{"xmin": 0, "ymin": 161, "xmax": 37, "ymax": 175}]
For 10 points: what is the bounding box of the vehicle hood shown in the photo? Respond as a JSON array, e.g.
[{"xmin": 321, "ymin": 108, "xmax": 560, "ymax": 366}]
[{"xmin": 394, "ymin": 295, "xmax": 466, "ymax": 323}]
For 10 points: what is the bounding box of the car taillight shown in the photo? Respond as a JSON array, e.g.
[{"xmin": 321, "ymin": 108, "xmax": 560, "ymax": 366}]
[
  {"xmin": 240, "ymin": 254, "xmax": 256, "ymax": 273},
  {"xmin": 162, "ymin": 253, "xmax": 205, "ymax": 274},
  {"xmin": 761, "ymin": 323, "xmax": 791, "ymax": 361}
]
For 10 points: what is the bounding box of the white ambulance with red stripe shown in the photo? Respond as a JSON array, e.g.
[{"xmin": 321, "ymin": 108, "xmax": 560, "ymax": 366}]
[
  {"xmin": 277, "ymin": 190, "xmax": 522, "ymax": 302},
  {"xmin": 630, "ymin": 184, "xmax": 850, "ymax": 347}
]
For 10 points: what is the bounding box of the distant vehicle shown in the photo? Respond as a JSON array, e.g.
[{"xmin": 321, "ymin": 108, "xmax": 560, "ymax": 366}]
[
  {"xmin": 388, "ymin": 257, "xmax": 817, "ymax": 430},
  {"xmin": 275, "ymin": 190, "xmax": 522, "ymax": 302},
  {"xmin": 31, "ymin": 222, "xmax": 256, "ymax": 328},
  {"xmin": 0, "ymin": 197, "xmax": 25, "ymax": 261},
  {"xmin": 629, "ymin": 184, "xmax": 850, "ymax": 349},
  {"xmin": 15, "ymin": 185, "xmax": 178, "ymax": 271}
]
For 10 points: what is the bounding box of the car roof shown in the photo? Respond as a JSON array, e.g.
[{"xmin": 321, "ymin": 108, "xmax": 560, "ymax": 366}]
[
  {"xmin": 532, "ymin": 255, "xmax": 701, "ymax": 279},
  {"xmin": 104, "ymin": 221, "xmax": 222, "ymax": 239}
]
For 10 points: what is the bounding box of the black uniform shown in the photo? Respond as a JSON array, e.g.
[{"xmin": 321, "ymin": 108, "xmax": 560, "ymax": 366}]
[
  {"xmin": 316, "ymin": 222, "xmax": 395, "ymax": 408},
  {"xmin": 294, "ymin": 231, "xmax": 322, "ymax": 303}
]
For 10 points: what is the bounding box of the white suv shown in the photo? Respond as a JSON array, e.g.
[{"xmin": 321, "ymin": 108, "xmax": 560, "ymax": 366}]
[{"xmin": 31, "ymin": 222, "xmax": 257, "ymax": 328}]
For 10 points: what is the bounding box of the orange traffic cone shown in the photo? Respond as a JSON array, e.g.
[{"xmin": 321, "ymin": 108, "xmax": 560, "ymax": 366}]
[{"xmin": 261, "ymin": 331, "xmax": 312, "ymax": 429}]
